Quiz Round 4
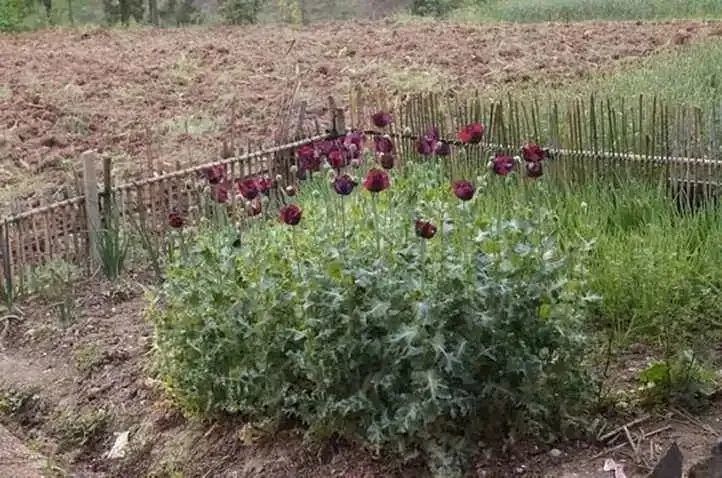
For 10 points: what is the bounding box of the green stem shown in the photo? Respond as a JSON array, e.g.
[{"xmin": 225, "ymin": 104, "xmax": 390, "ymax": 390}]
[{"xmin": 370, "ymin": 194, "xmax": 381, "ymax": 256}]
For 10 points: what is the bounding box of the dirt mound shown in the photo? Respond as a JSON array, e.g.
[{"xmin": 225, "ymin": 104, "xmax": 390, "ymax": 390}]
[{"xmin": 0, "ymin": 20, "xmax": 720, "ymax": 212}]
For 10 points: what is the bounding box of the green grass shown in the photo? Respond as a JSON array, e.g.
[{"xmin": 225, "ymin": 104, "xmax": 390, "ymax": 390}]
[
  {"xmin": 451, "ymin": 0, "xmax": 722, "ymax": 23},
  {"xmin": 503, "ymin": 40, "xmax": 722, "ymax": 109}
]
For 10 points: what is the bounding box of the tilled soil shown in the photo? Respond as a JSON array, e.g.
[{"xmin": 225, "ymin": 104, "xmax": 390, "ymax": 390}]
[
  {"xmin": 0, "ymin": 275, "xmax": 721, "ymax": 477},
  {"xmin": 1, "ymin": 20, "xmax": 721, "ymax": 212}
]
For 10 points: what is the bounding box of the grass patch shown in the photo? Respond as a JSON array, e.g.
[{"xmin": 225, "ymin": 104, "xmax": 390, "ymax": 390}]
[
  {"xmin": 73, "ymin": 344, "xmax": 104, "ymax": 373},
  {"xmin": 52, "ymin": 407, "xmax": 110, "ymax": 451},
  {"xmin": 451, "ymin": 0, "xmax": 722, "ymax": 23},
  {"xmin": 506, "ymin": 40, "xmax": 722, "ymax": 108}
]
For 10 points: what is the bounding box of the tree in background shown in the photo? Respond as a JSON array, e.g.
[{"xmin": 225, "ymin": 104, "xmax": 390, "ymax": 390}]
[
  {"xmin": 410, "ymin": 0, "xmax": 458, "ymax": 16},
  {"xmin": 103, "ymin": 0, "xmax": 144, "ymax": 24},
  {"xmin": 0, "ymin": 0, "xmax": 33, "ymax": 30},
  {"xmin": 220, "ymin": 0, "xmax": 261, "ymax": 23}
]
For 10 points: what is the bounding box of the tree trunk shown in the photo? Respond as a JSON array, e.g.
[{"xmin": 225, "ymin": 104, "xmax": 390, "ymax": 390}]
[{"xmin": 148, "ymin": 0, "xmax": 158, "ymax": 25}]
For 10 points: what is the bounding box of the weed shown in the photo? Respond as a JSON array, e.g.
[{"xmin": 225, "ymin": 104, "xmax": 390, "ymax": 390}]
[
  {"xmin": 97, "ymin": 204, "xmax": 129, "ymax": 281},
  {"xmin": 29, "ymin": 259, "xmax": 79, "ymax": 326},
  {"xmin": 73, "ymin": 344, "xmax": 104, "ymax": 373},
  {"xmin": 0, "ymin": 387, "xmax": 36, "ymax": 416},
  {"xmin": 639, "ymin": 350, "xmax": 717, "ymax": 409},
  {"xmin": 53, "ymin": 407, "xmax": 110, "ymax": 451}
]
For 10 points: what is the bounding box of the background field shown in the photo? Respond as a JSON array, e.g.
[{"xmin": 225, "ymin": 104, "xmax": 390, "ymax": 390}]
[{"xmin": 2, "ymin": 20, "xmax": 721, "ymax": 213}]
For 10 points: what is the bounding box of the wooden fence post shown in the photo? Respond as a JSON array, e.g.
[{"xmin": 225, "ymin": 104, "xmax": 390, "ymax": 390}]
[
  {"xmin": 102, "ymin": 156, "xmax": 113, "ymax": 220},
  {"xmin": 82, "ymin": 151, "xmax": 101, "ymax": 265},
  {"xmin": 0, "ymin": 219, "xmax": 12, "ymax": 305}
]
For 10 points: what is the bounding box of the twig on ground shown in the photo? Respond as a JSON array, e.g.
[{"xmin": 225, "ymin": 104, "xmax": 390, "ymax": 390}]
[
  {"xmin": 599, "ymin": 415, "xmax": 651, "ymax": 444},
  {"xmin": 671, "ymin": 407, "xmax": 716, "ymax": 435},
  {"xmin": 588, "ymin": 426, "xmax": 672, "ymax": 463}
]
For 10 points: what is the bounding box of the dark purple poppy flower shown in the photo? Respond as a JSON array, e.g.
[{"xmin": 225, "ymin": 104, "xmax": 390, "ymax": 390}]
[
  {"xmin": 296, "ymin": 144, "xmax": 316, "ymax": 164},
  {"xmin": 333, "ymin": 174, "xmax": 357, "ymax": 195},
  {"xmin": 379, "ymin": 152, "xmax": 395, "ymax": 170},
  {"xmin": 168, "ymin": 211, "xmax": 185, "ymax": 229},
  {"xmin": 374, "ymin": 135, "xmax": 394, "ymax": 155},
  {"xmin": 415, "ymin": 219, "xmax": 437, "ymax": 239},
  {"xmin": 255, "ymin": 176, "xmax": 274, "ymax": 195},
  {"xmin": 522, "ymin": 142, "xmax": 546, "ymax": 163},
  {"xmin": 285, "ymin": 185, "xmax": 297, "ymax": 196},
  {"xmin": 491, "ymin": 154, "xmax": 515, "ymax": 176},
  {"xmin": 344, "ymin": 131, "xmax": 364, "ymax": 151},
  {"xmin": 416, "ymin": 126, "xmax": 440, "ymax": 156},
  {"xmin": 211, "ymin": 182, "xmax": 230, "ymax": 203},
  {"xmin": 248, "ymin": 199, "xmax": 262, "ymax": 216},
  {"xmin": 201, "ymin": 164, "xmax": 226, "ymax": 185},
  {"xmin": 236, "ymin": 177, "xmax": 259, "ymax": 200},
  {"xmin": 457, "ymin": 123, "xmax": 485, "ymax": 144},
  {"xmin": 416, "ymin": 137, "xmax": 434, "ymax": 156},
  {"xmin": 425, "ymin": 127, "xmax": 440, "ymax": 142},
  {"xmin": 434, "ymin": 141, "xmax": 451, "ymax": 157},
  {"xmin": 452, "ymin": 180, "xmax": 475, "ymax": 201},
  {"xmin": 280, "ymin": 204, "xmax": 302, "ymax": 226},
  {"xmin": 526, "ymin": 160, "xmax": 543, "ymax": 178},
  {"xmin": 328, "ymin": 147, "xmax": 347, "ymax": 170},
  {"xmin": 372, "ymin": 111, "xmax": 393, "ymax": 128},
  {"xmin": 363, "ymin": 168, "xmax": 390, "ymax": 193}
]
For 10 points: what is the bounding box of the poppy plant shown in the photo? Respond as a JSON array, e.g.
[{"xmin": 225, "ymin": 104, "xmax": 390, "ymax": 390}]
[
  {"xmin": 333, "ymin": 174, "xmax": 357, "ymax": 195},
  {"xmin": 379, "ymin": 152, "xmax": 395, "ymax": 170},
  {"xmin": 248, "ymin": 199, "xmax": 262, "ymax": 216},
  {"xmin": 526, "ymin": 160, "xmax": 543, "ymax": 179},
  {"xmin": 285, "ymin": 185, "xmax": 297, "ymax": 197},
  {"xmin": 491, "ymin": 154, "xmax": 515, "ymax": 176},
  {"xmin": 363, "ymin": 168, "xmax": 390, "ymax": 193},
  {"xmin": 236, "ymin": 177, "xmax": 259, "ymax": 200},
  {"xmin": 344, "ymin": 131, "xmax": 364, "ymax": 156},
  {"xmin": 416, "ymin": 127, "xmax": 439, "ymax": 156},
  {"xmin": 452, "ymin": 180, "xmax": 475, "ymax": 201},
  {"xmin": 374, "ymin": 135, "xmax": 394, "ymax": 155},
  {"xmin": 522, "ymin": 142, "xmax": 546, "ymax": 163},
  {"xmin": 327, "ymin": 147, "xmax": 346, "ymax": 170},
  {"xmin": 296, "ymin": 144, "xmax": 316, "ymax": 164},
  {"xmin": 255, "ymin": 176, "xmax": 274, "ymax": 195},
  {"xmin": 457, "ymin": 123, "xmax": 485, "ymax": 144},
  {"xmin": 211, "ymin": 182, "xmax": 230, "ymax": 203},
  {"xmin": 415, "ymin": 219, "xmax": 437, "ymax": 239},
  {"xmin": 201, "ymin": 164, "xmax": 226, "ymax": 185},
  {"xmin": 168, "ymin": 211, "xmax": 185, "ymax": 229},
  {"xmin": 280, "ymin": 204, "xmax": 302, "ymax": 226},
  {"xmin": 434, "ymin": 141, "xmax": 451, "ymax": 157},
  {"xmin": 372, "ymin": 111, "xmax": 393, "ymax": 128}
]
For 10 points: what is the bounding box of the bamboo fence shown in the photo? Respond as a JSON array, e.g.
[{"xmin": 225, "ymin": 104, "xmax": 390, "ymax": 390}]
[
  {"xmin": 350, "ymin": 90, "xmax": 722, "ymax": 191},
  {"xmin": 2, "ymin": 92, "xmax": 721, "ymax": 295},
  {"xmin": 0, "ymin": 134, "xmax": 328, "ymax": 294}
]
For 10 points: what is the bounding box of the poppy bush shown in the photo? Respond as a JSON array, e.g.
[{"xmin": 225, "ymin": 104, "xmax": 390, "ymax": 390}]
[{"xmin": 151, "ymin": 156, "xmax": 595, "ymax": 475}]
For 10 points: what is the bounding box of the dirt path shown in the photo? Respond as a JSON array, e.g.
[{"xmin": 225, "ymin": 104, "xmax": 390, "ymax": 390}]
[
  {"xmin": 1, "ymin": 20, "xmax": 721, "ymax": 212},
  {"xmin": 0, "ymin": 424, "xmax": 46, "ymax": 478}
]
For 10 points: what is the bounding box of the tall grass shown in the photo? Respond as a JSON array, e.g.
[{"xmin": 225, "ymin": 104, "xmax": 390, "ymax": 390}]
[
  {"xmin": 452, "ymin": 0, "xmax": 722, "ymax": 23},
  {"xmin": 491, "ymin": 40, "xmax": 722, "ymax": 111},
  {"xmin": 478, "ymin": 173, "xmax": 722, "ymax": 346}
]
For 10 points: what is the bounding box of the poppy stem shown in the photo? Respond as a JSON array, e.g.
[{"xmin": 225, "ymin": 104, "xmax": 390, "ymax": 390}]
[
  {"xmin": 370, "ymin": 194, "xmax": 381, "ymax": 256},
  {"xmin": 289, "ymin": 228, "xmax": 302, "ymax": 278},
  {"xmin": 340, "ymin": 196, "xmax": 346, "ymax": 243}
]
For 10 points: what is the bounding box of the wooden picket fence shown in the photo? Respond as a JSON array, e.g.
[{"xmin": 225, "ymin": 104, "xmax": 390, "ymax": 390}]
[
  {"xmin": 2, "ymin": 91, "xmax": 721, "ymax": 296},
  {"xmin": 0, "ymin": 134, "xmax": 328, "ymax": 294},
  {"xmin": 351, "ymin": 90, "xmax": 722, "ymax": 204}
]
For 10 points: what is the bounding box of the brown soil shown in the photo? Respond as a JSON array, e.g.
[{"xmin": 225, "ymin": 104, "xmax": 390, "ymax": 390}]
[
  {"xmin": 1, "ymin": 20, "xmax": 722, "ymax": 212},
  {"xmin": 0, "ymin": 272, "xmax": 721, "ymax": 477}
]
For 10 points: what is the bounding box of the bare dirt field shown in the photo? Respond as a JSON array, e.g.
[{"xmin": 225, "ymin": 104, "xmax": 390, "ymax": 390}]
[{"xmin": 1, "ymin": 20, "xmax": 722, "ymax": 213}]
